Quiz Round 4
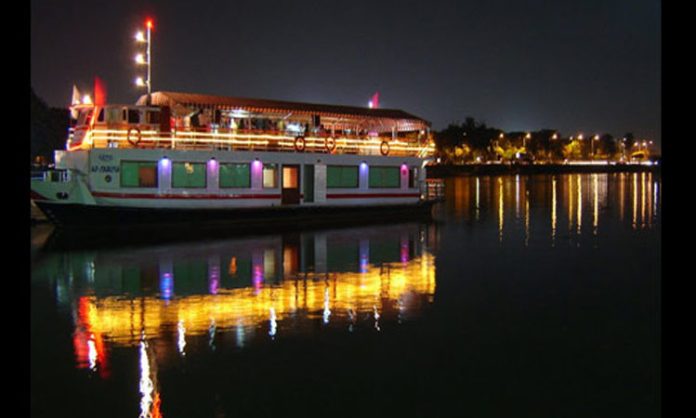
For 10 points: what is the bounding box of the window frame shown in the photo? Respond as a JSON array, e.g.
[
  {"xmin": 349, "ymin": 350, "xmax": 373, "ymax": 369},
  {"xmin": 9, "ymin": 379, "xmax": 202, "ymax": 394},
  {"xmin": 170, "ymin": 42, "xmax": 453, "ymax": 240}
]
[
  {"xmin": 120, "ymin": 160, "xmax": 158, "ymax": 188},
  {"xmin": 172, "ymin": 161, "xmax": 207, "ymax": 189}
]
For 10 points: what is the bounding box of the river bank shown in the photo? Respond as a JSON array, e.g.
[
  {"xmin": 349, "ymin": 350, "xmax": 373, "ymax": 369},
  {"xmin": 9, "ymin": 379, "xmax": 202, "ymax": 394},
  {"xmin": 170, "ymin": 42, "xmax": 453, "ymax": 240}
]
[{"xmin": 427, "ymin": 163, "xmax": 660, "ymax": 177}]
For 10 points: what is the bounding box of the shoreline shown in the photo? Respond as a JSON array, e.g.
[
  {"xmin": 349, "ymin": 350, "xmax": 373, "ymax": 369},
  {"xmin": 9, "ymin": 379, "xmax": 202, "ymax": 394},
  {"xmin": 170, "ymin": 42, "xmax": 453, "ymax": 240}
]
[{"xmin": 426, "ymin": 163, "xmax": 660, "ymax": 177}]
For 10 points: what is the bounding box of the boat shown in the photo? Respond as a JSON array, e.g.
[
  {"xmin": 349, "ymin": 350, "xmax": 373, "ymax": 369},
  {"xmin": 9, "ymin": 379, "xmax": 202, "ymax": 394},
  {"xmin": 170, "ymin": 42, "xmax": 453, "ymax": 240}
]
[{"xmin": 31, "ymin": 91, "xmax": 441, "ymax": 228}]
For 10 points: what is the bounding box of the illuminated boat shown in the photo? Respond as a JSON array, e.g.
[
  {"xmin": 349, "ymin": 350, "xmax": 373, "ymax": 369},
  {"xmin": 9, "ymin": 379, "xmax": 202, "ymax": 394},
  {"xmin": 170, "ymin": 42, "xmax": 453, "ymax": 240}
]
[{"xmin": 31, "ymin": 91, "xmax": 440, "ymax": 227}]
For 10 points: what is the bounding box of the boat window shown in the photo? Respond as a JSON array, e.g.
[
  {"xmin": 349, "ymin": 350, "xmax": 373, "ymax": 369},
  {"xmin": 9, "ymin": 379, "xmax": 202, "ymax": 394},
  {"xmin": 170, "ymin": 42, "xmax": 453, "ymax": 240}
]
[
  {"xmin": 146, "ymin": 111, "xmax": 160, "ymax": 124},
  {"xmin": 127, "ymin": 109, "xmax": 140, "ymax": 124},
  {"xmin": 263, "ymin": 164, "xmax": 278, "ymax": 188},
  {"xmin": 369, "ymin": 166, "xmax": 400, "ymax": 188},
  {"xmin": 105, "ymin": 108, "xmax": 122, "ymax": 123},
  {"xmin": 97, "ymin": 108, "xmax": 105, "ymax": 122},
  {"xmin": 78, "ymin": 109, "xmax": 93, "ymax": 126},
  {"xmin": 220, "ymin": 163, "xmax": 251, "ymax": 188},
  {"xmin": 121, "ymin": 161, "xmax": 158, "ymax": 188},
  {"xmin": 173, "ymin": 162, "xmax": 206, "ymax": 188},
  {"xmin": 409, "ymin": 167, "xmax": 418, "ymax": 188},
  {"xmin": 327, "ymin": 166, "xmax": 358, "ymax": 188}
]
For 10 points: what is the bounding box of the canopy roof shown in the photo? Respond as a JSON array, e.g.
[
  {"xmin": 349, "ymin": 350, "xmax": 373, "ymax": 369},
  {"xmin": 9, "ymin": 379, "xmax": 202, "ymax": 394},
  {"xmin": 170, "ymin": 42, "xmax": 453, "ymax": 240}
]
[{"xmin": 137, "ymin": 91, "xmax": 430, "ymax": 132}]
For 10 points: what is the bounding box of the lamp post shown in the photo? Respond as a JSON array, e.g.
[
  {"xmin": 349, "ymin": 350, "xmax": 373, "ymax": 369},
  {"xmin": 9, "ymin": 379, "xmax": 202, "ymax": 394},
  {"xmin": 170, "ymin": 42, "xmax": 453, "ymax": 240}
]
[
  {"xmin": 135, "ymin": 19, "xmax": 153, "ymax": 104},
  {"xmin": 592, "ymin": 134, "xmax": 599, "ymax": 158}
]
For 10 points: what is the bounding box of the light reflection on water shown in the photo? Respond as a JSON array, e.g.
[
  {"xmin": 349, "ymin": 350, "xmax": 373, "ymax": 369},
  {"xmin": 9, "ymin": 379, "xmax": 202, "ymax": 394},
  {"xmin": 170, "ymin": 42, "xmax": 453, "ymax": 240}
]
[
  {"xmin": 31, "ymin": 172, "xmax": 660, "ymax": 417},
  {"xmin": 442, "ymin": 172, "xmax": 659, "ymax": 246},
  {"xmin": 33, "ymin": 224, "xmax": 438, "ymax": 383}
]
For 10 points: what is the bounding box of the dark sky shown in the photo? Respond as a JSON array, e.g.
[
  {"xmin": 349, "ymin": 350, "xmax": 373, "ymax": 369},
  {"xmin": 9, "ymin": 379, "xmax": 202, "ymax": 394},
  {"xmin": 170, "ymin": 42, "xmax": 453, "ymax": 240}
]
[{"xmin": 31, "ymin": 0, "xmax": 661, "ymax": 146}]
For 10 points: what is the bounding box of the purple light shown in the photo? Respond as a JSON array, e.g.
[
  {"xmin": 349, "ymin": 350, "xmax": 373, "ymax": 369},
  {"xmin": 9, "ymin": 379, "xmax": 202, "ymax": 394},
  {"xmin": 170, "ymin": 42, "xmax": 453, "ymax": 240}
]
[
  {"xmin": 160, "ymin": 157, "xmax": 170, "ymax": 168},
  {"xmin": 401, "ymin": 164, "xmax": 408, "ymax": 174},
  {"xmin": 160, "ymin": 273, "xmax": 173, "ymax": 300}
]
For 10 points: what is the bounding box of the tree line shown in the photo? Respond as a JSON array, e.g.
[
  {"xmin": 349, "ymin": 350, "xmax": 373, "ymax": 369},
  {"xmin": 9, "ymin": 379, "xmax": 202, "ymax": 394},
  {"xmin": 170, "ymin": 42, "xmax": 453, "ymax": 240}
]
[{"xmin": 434, "ymin": 117, "xmax": 646, "ymax": 163}]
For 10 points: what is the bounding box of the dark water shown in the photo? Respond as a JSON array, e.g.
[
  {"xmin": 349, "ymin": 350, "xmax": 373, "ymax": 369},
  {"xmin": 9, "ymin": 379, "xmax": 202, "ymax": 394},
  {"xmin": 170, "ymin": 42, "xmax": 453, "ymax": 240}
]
[{"xmin": 31, "ymin": 173, "xmax": 660, "ymax": 418}]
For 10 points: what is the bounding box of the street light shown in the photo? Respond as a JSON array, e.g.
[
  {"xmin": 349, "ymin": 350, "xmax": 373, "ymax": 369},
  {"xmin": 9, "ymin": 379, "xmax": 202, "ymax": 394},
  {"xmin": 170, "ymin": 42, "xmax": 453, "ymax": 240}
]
[
  {"xmin": 134, "ymin": 18, "xmax": 153, "ymax": 104},
  {"xmin": 592, "ymin": 134, "xmax": 599, "ymax": 157},
  {"xmin": 524, "ymin": 132, "xmax": 531, "ymax": 148}
]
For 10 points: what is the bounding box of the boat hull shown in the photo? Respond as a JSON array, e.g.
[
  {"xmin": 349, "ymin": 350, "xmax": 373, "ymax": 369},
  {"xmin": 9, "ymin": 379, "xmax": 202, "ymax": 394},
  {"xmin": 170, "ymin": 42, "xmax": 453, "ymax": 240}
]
[{"xmin": 35, "ymin": 200, "xmax": 435, "ymax": 229}]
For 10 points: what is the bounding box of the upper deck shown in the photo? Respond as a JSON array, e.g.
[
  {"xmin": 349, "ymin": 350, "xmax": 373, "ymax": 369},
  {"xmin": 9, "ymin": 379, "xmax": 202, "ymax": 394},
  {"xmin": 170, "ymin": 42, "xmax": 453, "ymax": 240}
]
[{"xmin": 67, "ymin": 91, "xmax": 435, "ymax": 158}]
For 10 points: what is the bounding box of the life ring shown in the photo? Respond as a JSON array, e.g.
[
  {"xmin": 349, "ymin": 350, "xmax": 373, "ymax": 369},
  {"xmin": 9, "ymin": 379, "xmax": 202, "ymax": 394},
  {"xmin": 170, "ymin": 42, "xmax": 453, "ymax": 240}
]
[
  {"xmin": 294, "ymin": 136, "xmax": 306, "ymax": 152},
  {"xmin": 325, "ymin": 136, "xmax": 337, "ymax": 153},
  {"xmin": 127, "ymin": 127, "xmax": 142, "ymax": 147},
  {"xmin": 380, "ymin": 141, "xmax": 390, "ymax": 156}
]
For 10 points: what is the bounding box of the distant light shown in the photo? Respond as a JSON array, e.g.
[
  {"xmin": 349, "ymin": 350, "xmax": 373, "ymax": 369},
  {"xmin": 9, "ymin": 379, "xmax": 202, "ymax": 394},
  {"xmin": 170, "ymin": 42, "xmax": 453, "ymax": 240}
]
[
  {"xmin": 146, "ymin": 19, "xmax": 154, "ymax": 29},
  {"xmin": 578, "ymin": 134, "xmax": 584, "ymax": 140},
  {"xmin": 368, "ymin": 100, "xmax": 373, "ymax": 108},
  {"xmin": 82, "ymin": 95, "xmax": 92, "ymax": 104},
  {"xmin": 135, "ymin": 31, "xmax": 146, "ymax": 42},
  {"xmin": 135, "ymin": 53, "xmax": 145, "ymax": 64},
  {"xmin": 525, "ymin": 133, "xmax": 531, "ymax": 139},
  {"xmin": 594, "ymin": 134, "xmax": 600, "ymax": 140},
  {"xmin": 499, "ymin": 133, "xmax": 504, "ymax": 139},
  {"xmin": 551, "ymin": 133, "xmax": 558, "ymax": 140},
  {"xmin": 135, "ymin": 77, "xmax": 145, "ymax": 87}
]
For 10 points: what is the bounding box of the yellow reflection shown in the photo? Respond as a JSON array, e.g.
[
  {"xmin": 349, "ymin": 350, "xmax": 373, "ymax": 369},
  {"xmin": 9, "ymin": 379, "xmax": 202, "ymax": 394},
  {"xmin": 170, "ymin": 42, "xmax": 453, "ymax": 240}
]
[
  {"xmin": 475, "ymin": 177, "xmax": 480, "ymax": 221},
  {"xmin": 524, "ymin": 192, "xmax": 530, "ymax": 247},
  {"xmin": 641, "ymin": 172, "xmax": 646, "ymax": 228},
  {"xmin": 75, "ymin": 254, "xmax": 436, "ymax": 347},
  {"xmin": 498, "ymin": 177, "xmax": 504, "ymax": 243},
  {"xmin": 568, "ymin": 175, "xmax": 574, "ymax": 233},
  {"xmin": 577, "ymin": 175, "xmax": 582, "ymax": 235},
  {"xmin": 551, "ymin": 177, "xmax": 557, "ymax": 246},
  {"xmin": 632, "ymin": 173, "xmax": 638, "ymax": 229},
  {"xmin": 619, "ymin": 173, "xmax": 625, "ymax": 222},
  {"xmin": 593, "ymin": 174, "xmax": 599, "ymax": 235},
  {"xmin": 515, "ymin": 175, "xmax": 520, "ymax": 219}
]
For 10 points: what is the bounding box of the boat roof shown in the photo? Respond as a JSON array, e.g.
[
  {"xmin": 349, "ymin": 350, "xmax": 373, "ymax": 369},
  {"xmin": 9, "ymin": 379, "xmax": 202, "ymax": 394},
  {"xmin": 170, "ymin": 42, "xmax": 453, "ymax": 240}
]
[{"xmin": 136, "ymin": 91, "xmax": 431, "ymax": 129}]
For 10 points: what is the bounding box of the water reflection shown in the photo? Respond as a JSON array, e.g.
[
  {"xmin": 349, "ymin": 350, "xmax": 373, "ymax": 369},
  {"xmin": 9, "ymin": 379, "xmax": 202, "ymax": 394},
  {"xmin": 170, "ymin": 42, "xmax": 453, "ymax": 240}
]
[
  {"xmin": 444, "ymin": 173, "xmax": 660, "ymax": 246},
  {"xmin": 33, "ymin": 223, "xmax": 438, "ymax": 383}
]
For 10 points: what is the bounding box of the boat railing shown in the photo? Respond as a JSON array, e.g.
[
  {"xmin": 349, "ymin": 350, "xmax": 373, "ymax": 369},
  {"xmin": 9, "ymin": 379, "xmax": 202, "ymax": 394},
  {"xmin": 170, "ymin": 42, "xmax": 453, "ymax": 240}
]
[
  {"xmin": 76, "ymin": 127, "xmax": 436, "ymax": 157},
  {"xmin": 422, "ymin": 179, "xmax": 445, "ymax": 202},
  {"xmin": 31, "ymin": 169, "xmax": 70, "ymax": 183}
]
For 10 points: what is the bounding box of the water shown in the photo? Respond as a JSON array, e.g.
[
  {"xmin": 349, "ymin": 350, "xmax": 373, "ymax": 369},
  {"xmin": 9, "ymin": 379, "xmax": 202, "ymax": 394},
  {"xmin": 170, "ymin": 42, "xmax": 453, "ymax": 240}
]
[{"xmin": 31, "ymin": 173, "xmax": 660, "ymax": 417}]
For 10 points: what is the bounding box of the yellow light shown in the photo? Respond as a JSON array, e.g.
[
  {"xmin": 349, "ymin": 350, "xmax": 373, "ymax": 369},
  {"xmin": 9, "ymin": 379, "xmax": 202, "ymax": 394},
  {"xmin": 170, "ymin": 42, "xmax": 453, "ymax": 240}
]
[
  {"xmin": 135, "ymin": 53, "xmax": 146, "ymax": 64},
  {"xmin": 578, "ymin": 134, "xmax": 584, "ymax": 140},
  {"xmin": 135, "ymin": 31, "xmax": 146, "ymax": 42},
  {"xmin": 135, "ymin": 77, "xmax": 145, "ymax": 87},
  {"xmin": 82, "ymin": 95, "xmax": 92, "ymax": 104},
  {"xmin": 594, "ymin": 134, "xmax": 600, "ymax": 140}
]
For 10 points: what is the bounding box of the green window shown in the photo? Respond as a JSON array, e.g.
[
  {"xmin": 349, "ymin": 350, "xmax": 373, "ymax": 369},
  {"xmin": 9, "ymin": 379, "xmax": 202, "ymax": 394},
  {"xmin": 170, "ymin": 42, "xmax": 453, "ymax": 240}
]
[
  {"xmin": 220, "ymin": 163, "xmax": 250, "ymax": 188},
  {"xmin": 121, "ymin": 161, "xmax": 158, "ymax": 188},
  {"xmin": 327, "ymin": 166, "xmax": 358, "ymax": 188},
  {"xmin": 172, "ymin": 162, "xmax": 206, "ymax": 188},
  {"xmin": 369, "ymin": 166, "xmax": 400, "ymax": 188}
]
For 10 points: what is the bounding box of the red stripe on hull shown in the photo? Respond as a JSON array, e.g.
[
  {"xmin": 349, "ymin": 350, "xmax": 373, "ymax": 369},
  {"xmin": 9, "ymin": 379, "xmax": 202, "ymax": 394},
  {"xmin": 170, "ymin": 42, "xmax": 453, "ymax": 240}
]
[{"xmin": 327, "ymin": 193, "xmax": 420, "ymax": 199}]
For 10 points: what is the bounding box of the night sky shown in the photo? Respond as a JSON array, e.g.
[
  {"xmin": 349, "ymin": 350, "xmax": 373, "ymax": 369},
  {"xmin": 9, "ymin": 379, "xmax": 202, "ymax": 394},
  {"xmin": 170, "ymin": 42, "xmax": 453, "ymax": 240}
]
[{"xmin": 31, "ymin": 0, "xmax": 661, "ymax": 147}]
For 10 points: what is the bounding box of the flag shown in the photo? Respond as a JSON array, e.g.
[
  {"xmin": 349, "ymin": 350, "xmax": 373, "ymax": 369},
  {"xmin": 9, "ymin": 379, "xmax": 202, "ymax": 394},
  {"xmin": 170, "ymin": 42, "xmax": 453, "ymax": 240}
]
[
  {"xmin": 71, "ymin": 85, "xmax": 81, "ymax": 106},
  {"xmin": 94, "ymin": 76, "xmax": 106, "ymax": 106},
  {"xmin": 70, "ymin": 85, "xmax": 81, "ymax": 119},
  {"xmin": 369, "ymin": 92, "xmax": 379, "ymax": 109}
]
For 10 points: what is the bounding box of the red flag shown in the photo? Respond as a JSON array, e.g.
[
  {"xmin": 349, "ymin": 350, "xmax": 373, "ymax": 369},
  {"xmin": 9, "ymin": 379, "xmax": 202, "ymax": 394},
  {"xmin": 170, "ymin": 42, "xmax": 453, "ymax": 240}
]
[
  {"xmin": 94, "ymin": 76, "xmax": 107, "ymax": 105},
  {"xmin": 370, "ymin": 92, "xmax": 379, "ymax": 109}
]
